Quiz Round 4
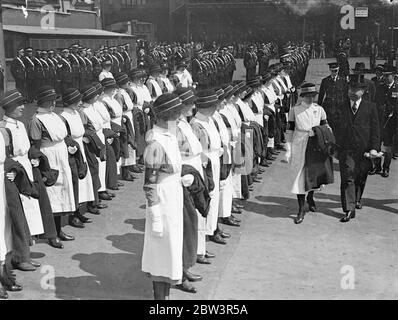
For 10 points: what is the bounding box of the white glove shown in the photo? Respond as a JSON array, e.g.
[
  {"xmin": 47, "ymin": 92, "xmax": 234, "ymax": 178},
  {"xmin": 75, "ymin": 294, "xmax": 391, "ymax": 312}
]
[
  {"xmin": 308, "ymin": 130, "xmax": 315, "ymax": 137},
  {"xmin": 264, "ymin": 115, "xmax": 270, "ymax": 121},
  {"xmin": 369, "ymin": 149, "xmax": 378, "ymax": 157},
  {"xmin": 149, "ymin": 204, "xmax": 163, "ymax": 238},
  {"xmin": 68, "ymin": 146, "xmax": 78, "ymax": 155},
  {"xmin": 181, "ymin": 174, "xmax": 194, "ymax": 187},
  {"xmin": 31, "ymin": 158, "xmax": 40, "ymax": 167}
]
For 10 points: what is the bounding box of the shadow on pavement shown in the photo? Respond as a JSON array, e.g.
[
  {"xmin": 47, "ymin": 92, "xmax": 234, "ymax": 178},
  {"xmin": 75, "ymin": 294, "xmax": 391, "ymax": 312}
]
[
  {"xmin": 124, "ymin": 218, "xmax": 146, "ymax": 233},
  {"xmin": 315, "ymin": 193, "xmax": 398, "ymax": 215},
  {"xmin": 250, "ymin": 195, "xmax": 344, "ymax": 220},
  {"xmin": 54, "ymin": 232, "xmax": 152, "ymax": 300}
]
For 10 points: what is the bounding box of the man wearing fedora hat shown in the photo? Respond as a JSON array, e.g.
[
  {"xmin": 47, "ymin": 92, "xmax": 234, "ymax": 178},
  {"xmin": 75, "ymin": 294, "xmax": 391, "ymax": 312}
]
[
  {"xmin": 318, "ymin": 62, "xmax": 348, "ymax": 133},
  {"xmin": 336, "ymin": 75, "xmax": 380, "ymax": 222},
  {"xmin": 352, "ymin": 62, "xmax": 376, "ymax": 102}
]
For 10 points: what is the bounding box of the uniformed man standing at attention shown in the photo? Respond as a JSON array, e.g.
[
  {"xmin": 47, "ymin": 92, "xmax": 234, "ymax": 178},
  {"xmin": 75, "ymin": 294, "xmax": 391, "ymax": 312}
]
[
  {"xmin": 318, "ymin": 62, "xmax": 348, "ymax": 133},
  {"xmin": 244, "ymin": 45, "xmax": 258, "ymax": 81},
  {"xmin": 11, "ymin": 48, "xmax": 27, "ymax": 98},
  {"xmin": 372, "ymin": 67, "xmax": 397, "ymax": 178},
  {"xmin": 23, "ymin": 47, "xmax": 35, "ymax": 102}
]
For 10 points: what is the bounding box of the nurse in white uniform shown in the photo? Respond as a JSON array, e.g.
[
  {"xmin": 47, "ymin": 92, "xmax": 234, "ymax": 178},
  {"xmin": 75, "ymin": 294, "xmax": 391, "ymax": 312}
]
[{"xmin": 284, "ymin": 83, "xmax": 328, "ymax": 224}]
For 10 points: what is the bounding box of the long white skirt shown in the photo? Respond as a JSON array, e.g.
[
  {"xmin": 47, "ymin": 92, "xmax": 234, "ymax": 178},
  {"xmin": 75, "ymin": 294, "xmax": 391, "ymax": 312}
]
[
  {"xmin": 41, "ymin": 141, "xmax": 76, "ymax": 213},
  {"xmin": 15, "ymin": 154, "xmax": 44, "ymax": 236},
  {"xmin": 142, "ymin": 173, "xmax": 183, "ymax": 281},
  {"xmin": 219, "ymin": 172, "xmax": 233, "ymax": 218},
  {"xmin": 290, "ymin": 131, "xmax": 309, "ymax": 195}
]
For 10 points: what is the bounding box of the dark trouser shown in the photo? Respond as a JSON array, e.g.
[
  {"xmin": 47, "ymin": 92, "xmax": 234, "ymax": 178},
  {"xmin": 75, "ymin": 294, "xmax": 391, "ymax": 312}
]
[
  {"xmin": 5, "ymin": 180, "xmax": 32, "ymax": 264},
  {"xmin": 246, "ymin": 68, "xmax": 256, "ymax": 81},
  {"xmin": 106, "ymin": 143, "xmax": 118, "ymax": 189},
  {"xmin": 339, "ymin": 151, "xmax": 372, "ymax": 212},
  {"xmin": 15, "ymin": 79, "xmax": 27, "ymax": 99}
]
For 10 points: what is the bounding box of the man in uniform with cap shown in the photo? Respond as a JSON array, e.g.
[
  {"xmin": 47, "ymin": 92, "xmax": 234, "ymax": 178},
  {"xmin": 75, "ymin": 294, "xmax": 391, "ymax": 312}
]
[
  {"xmin": 122, "ymin": 44, "xmax": 132, "ymax": 73},
  {"xmin": 46, "ymin": 50, "xmax": 58, "ymax": 90},
  {"xmin": 337, "ymin": 75, "xmax": 380, "ymax": 222},
  {"xmin": 39, "ymin": 51, "xmax": 51, "ymax": 87},
  {"xmin": 372, "ymin": 67, "xmax": 397, "ymax": 178},
  {"xmin": 91, "ymin": 49, "xmax": 103, "ymax": 82},
  {"xmin": 11, "ymin": 48, "xmax": 27, "ymax": 99},
  {"xmin": 32, "ymin": 50, "xmax": 45, "ymax": 99},
  {"xmin": 23, "ymin": 48, "xmax": 36, "ymax": 102},
  {"xmin": 69, "ymin": 44, "xmax": 81, "ymax": 89},
  {"xmin": 318, "ymin": 62, "xmax": 348, "ymax": 133},
  {"xmin": 57, "ymin": 49, "xmax": 73, "ymax": 94},
  {"xmin": 244, "ymin": 45, "xmax": 258, "ymax": 81}
]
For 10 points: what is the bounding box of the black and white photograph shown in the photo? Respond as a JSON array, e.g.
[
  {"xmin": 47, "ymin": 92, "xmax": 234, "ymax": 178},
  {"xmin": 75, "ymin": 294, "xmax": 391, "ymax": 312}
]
[{"xmin": 0, "ymin": 0, "xmax": 397, "ymax": 304}]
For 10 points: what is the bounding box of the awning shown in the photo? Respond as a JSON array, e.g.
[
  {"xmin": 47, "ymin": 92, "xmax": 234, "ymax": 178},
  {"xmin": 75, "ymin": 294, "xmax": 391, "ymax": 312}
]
[{"xmin": 3, "ymin": 25, "xmax": 134, "ymax": 38}]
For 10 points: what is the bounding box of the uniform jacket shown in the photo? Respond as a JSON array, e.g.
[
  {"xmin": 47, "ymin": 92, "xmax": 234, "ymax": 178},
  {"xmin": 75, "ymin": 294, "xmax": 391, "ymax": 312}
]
[{"xmin": 11, "ymin": 57, "xmax": 26, "ymax": 81}]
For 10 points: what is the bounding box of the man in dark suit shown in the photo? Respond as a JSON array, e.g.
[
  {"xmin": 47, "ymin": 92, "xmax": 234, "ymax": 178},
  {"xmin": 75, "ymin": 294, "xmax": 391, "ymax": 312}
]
[
  {"xmin": 337, "ymin": 75, "xmax": 380, "ymax": 223},
  {"xmin": 318, "ymin": 62, "xmax": 348, "ymax": 133},
  {"xmin": 351, "ymin": 62, "xmax": 376, "ymax": 102},
  {"xmin": 243, "ymin": 45, "xmax": 257, "ymax": 81}
]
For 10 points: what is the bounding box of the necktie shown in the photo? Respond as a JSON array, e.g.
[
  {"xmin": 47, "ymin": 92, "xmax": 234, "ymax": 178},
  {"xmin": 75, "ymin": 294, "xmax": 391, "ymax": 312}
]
[{"xmin": 352, "ymin": 101, "xmax": 358, "ymax": 115}]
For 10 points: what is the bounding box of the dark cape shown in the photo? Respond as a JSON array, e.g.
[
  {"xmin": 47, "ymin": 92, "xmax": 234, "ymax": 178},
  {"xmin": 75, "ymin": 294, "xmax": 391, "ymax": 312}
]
[
  {"xmin": 181, "ymin": 165, "xmax": 211, "ymax": 270},
  {"xmin": 4, "ymin": 158, "xmax": 34, "ymax": 263},
  {"xmin": 304, "ymin": 125, "xmax": 335, "ymax": 192},
  {"xmin": 28, "ymin": 147, "xmax": 57, "ymax": 238}
]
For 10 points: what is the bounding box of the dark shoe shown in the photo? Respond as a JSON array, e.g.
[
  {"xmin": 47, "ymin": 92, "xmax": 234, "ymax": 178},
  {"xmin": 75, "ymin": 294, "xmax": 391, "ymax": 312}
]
[
  {"xmin": 30, "ymin": 260, "xmax": 41, "ymax": 268},
  {"xmin": 58, "ymin": 231, "xmax": 75, "ymax": 241},
  {"xmin": 355, "ymin": 201, "xmax": 363, "ymax": 210},
  {"xmin": 108, "ymin": 186, "xmax": 119, "ymax": 191},
  {"xmin": 107, "ymin": 191, "xmax": 116, "ymax": 197},
  {"xmin": 269, "ymin": 149, "xmax": 280, "ymax": 155},
  {"xmin": 176, "ymin": 280, "xmax": 197, "ymax": 294},
  {"xmin": 196, "ymin": 255, "xmax": 211, "ymax": 265},
  {"xmin": 184, "ymin": 270, "xmax": 203, "ymax": 282},
  {"xmin": 258, "ymin": 168, "xmax": 266, "ymax": 174},
  {"xmin": 294, "ymin": 211, "xmax": 305, "ymax": 225},
  {"xmin": 220, "ymin": 217, "xmax": 240, "ymax": 227},
  {"xmin": 249, "ymin": 186, "xmax": 254, "ymax": 192},
  {"xmin": 219, "ymin": 230, "xmax": 231, "ymax": 239},
  {"xmin": 381, "ymin": 170, "xmax": 389, "ymax": 178},
  {"xmin": 69, "ymin": 217, "xmax": 85, "ymax": 229},
  {"xmin": 253, "ymin": 177, "xmax": 262, "ymax": 183},
  {"xmin": 48, "ymin": 238, "xmax": 64, "ymax": 249},
  {"xmin": 340, "ymin": 210, "xmax": 356, "ymax": 223},
  {"xmin": 76, "ymin": 213, "xmax": 92, "ymax": 224},
  {"xmin": 276, "ymin": 145, "xmax": 287, "ymax": 151},
  {"xmin": 87, "ymin": 205, "xmax": 100, "ymax": 215},
  {"xmin": 230, "ymin": 215, "xmax": 241, "ymax": 223},
  {"xmin": 122, "ymin": 173, "xmax": 136, "ymax": 181},
  {"xmin": 117, "ymin": 181, "xmax": 124, "ymax": 187},
  {"xmin": 12, "ymin": 262, "xmax": 36, "ymax": 272},
  {"xmin": 259, "ymin": 160, "xmax": 270, "ymax": 168},
  {"xmin": 130, "ymin": 165, "xmax": 144, "ymax": 173},
  {"xmin": 369, "ymin": 167, "xmax": 382, "ymax": 175},
  {"xmin": 209, "ymin": 234, "xmax": 227, "ymax": 245},
  {"xmin": 266, "ymin": 155, "xmax": 276, "ymax": 161},
  {"xmin": 5, "ymin": 284, "xmax": 23, "ymax": 292},
  {"xmin": 205, "ymin": 251, "xmax": 216, "ymax": 259},
  {"xmin": 99, "ymin": 192, "xmax": 112, "ymax": 201},
  {"xmin": 97, "ymin": 203, "xmax": 108, "ymax": 209},
  {"xmin": 231, "ymin": 205, "xmax": 242, "ymax": 214},
  {"xmin": 233, "ymin": 202, "xmax": 244, "ymax": 209}
]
